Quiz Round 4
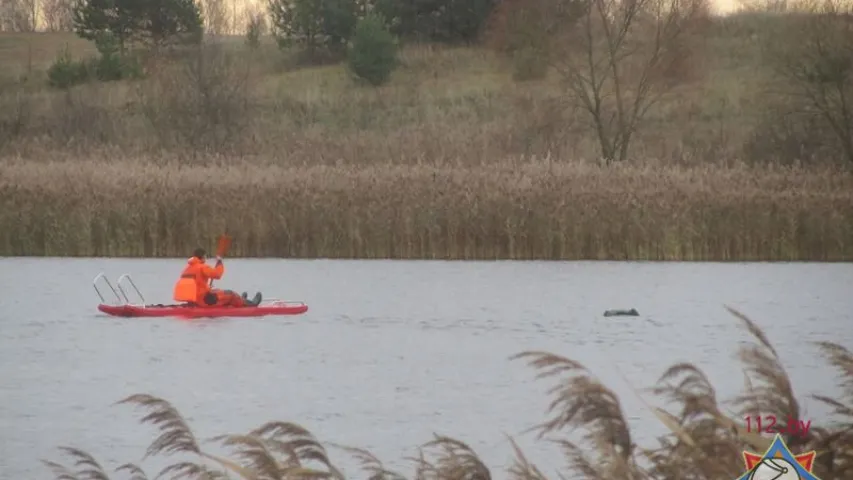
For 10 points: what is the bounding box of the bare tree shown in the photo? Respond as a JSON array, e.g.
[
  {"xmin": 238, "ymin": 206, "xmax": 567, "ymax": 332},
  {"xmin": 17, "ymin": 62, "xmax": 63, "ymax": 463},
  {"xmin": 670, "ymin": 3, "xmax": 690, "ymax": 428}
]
[
  {"xmin": 230, "ymin": 0, "xmax": 239, "ymax": 34},
  {"xmin": 136, "ymin": 42, "xmax": 256, "ymax": 155},
  {"xmin": 42, "ymin": 0, "xmax": 74, "ymax": 31},
  {"xmin": 25, "ymin": 0, "xmax": 33, "ymax": 29},
  {"xmin": 761, "ymin": 0, "xmax": 853, "ymax": 165},
  {"xmin": 1, "ymin": 0, "xmax": 36, "ymax": 31},
  {"xmin": 542, "ymin": 0, "xmax": 707, "ymax": 163},
  {"xmin": 0, "ymin": 0, "xmax": 9, "ymax": 31},
  {"xmin": 201, "ymin": 0, "xmax": 230, "ymax": 35}
]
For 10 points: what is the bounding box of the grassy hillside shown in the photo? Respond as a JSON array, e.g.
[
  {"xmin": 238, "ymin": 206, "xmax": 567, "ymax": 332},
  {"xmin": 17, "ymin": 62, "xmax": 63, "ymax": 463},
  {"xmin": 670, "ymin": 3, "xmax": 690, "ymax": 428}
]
[
  {"xmin": 1, "ymin": 15, "xmax": 852, "ymax": 260},
  {"xmin": 0, "ymin": 25, "xmax": 774, "ymax": 164}
]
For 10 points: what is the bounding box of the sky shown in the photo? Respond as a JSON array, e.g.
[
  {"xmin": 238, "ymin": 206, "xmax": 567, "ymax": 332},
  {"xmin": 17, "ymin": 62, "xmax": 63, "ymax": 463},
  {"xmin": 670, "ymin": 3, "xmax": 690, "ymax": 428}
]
[
  {"xmin": 224, "ymin": 0, "xmax": 746, "ymax": 17},
  {"xmin": 715, "ymin": 0, "xmax": 737, "ymax": 12},
  {"xmin": 714, "ymin": 0, "xmax": 742, "ymax": 13}
]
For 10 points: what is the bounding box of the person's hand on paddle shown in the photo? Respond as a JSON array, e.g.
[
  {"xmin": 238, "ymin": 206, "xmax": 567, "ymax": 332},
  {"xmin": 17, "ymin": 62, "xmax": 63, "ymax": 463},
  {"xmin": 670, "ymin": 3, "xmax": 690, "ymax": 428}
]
[{"xmin": 209, "ymin": 234, "xmax": 230, "ymax": 287}]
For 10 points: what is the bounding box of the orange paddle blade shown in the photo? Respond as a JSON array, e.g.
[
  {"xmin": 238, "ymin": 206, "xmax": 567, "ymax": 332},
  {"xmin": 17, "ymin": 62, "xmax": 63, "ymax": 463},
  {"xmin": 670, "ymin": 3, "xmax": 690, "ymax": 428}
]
[{"xmin": 215, "ymin": 234, "xmax": 232, "ymax": 257}]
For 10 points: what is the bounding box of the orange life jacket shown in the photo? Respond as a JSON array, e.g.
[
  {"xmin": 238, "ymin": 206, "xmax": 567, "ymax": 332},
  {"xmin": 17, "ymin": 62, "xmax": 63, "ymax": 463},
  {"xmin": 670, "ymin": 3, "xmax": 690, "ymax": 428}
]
[{"xmin": 173, "ymin": 257, "xmax": 224, "ymax": 304}]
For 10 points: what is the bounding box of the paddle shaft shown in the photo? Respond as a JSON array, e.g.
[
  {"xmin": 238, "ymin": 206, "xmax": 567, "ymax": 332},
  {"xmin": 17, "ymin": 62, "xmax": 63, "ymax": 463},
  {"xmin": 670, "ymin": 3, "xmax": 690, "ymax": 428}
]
[
  {"xmin": 209, "ymin": 260, "xmax": 222, "ymax": 287},
  {"xmin": 209, "ymin": 234, "xmax": 232, "ymax": 287}
]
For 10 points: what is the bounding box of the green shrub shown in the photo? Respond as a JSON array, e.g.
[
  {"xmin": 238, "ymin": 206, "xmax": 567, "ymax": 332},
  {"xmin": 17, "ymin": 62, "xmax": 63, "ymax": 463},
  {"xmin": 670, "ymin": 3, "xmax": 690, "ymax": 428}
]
[
  {"xmin": 346, "ymin": 13, "xmax": 398, "ymax": 86},
  {"xmin": 245, "ymin": 12, "xmax": 265, "ymax": 50},
  {"xmin": 45, "ymin": 35, "xmax": 143, "ymax": 90},
  {"xmin": 91, "ymin": 32, "xmax": 143, "ymax": 82},
  {"xmin": 46, "ymin": 46, "xmax": 90, "ymax": 89}
]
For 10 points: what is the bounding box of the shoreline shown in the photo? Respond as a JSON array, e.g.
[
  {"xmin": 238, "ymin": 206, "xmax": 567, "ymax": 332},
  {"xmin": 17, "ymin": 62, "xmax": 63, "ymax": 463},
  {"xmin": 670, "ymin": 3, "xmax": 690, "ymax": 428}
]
[{"xmin": 2, "ymin": 255, "xmax": 853, "ymax": 262}]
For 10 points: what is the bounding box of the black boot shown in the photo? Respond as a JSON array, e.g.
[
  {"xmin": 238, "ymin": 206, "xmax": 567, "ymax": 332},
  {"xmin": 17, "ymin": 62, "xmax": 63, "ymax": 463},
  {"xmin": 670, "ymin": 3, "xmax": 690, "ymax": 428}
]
[{"xmin": 242, "ymin": 292, "xmax": 262, "ymax": 306}]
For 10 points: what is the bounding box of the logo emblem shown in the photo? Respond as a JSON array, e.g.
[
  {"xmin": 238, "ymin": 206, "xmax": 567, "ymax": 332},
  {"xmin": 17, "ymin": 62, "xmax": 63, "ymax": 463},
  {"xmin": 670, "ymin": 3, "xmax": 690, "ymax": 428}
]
[{"xmin": 736, "ymin": 434, "xmax": 820, "ymax": 480}]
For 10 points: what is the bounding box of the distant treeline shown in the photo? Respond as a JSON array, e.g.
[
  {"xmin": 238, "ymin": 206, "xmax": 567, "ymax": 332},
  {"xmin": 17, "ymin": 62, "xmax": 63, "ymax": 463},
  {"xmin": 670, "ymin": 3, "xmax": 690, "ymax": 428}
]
[{"xmin": 0, "ymin": 0, "xmax": 498, "ymax": 43}]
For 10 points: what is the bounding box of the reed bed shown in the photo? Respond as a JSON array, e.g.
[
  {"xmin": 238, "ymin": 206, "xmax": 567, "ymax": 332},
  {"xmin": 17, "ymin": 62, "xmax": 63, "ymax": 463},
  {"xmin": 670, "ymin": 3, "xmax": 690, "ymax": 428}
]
[
  {"xmin": 2, "ymin": 157, "xmax": 852, "ymax": 260},
  {"xmin": 42, "ymin": 308, "xmax": 853, "ymax": 479}
]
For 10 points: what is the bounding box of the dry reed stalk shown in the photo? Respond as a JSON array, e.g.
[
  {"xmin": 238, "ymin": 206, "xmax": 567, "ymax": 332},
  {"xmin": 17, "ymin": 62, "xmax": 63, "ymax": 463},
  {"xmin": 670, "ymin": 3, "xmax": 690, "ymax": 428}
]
[
  {"xmin": 1, "ymin": 157, "xmax": 851, "ymax": 260},
  {"xmin": 42, "ymin": 307, "xmax": 853, "ymax": 479}
]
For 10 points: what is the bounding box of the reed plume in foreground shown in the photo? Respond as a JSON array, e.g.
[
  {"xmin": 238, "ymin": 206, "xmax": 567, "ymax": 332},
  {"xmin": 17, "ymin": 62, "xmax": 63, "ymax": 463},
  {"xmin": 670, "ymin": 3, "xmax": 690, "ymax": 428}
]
[{"xmin": 43, "ymin": 307, "xmax": 853, "ymax": 479}]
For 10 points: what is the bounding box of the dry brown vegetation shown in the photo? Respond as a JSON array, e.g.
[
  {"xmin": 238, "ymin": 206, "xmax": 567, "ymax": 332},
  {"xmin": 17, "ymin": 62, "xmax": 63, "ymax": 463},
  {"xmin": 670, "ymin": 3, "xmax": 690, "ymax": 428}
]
[
  {"xmin": 2, "ymin": 8, "xmax": 853, "ymax": 260},
  {"xmin": 42, "ymin": 308, "xmax": 853, "ymax": 479},
  {"xmin": 3, "ymin": 157, "xmax": 853, "ymax": 259}
]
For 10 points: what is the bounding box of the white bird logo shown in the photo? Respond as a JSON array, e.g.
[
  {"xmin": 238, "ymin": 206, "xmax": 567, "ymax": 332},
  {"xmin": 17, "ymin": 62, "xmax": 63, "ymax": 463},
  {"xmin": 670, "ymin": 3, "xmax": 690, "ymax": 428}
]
[{"xmin": 749, "ymin": 458, "xmax": 802, "ymax": 480}]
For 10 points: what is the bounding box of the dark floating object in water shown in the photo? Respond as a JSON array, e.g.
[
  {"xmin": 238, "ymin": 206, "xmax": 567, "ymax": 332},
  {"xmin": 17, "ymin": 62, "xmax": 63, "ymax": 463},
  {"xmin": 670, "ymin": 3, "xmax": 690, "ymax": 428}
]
[{"xmin": 603, "ymin": 308, "xmax": 639, "ymax": 317}]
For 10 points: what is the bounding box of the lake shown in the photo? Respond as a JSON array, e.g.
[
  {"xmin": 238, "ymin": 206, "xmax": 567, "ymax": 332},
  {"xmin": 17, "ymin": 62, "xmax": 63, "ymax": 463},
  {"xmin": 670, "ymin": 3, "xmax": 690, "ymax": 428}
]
[{"xmin": 1, "ymin": 258, "xmax": 851, "ymax": 479}]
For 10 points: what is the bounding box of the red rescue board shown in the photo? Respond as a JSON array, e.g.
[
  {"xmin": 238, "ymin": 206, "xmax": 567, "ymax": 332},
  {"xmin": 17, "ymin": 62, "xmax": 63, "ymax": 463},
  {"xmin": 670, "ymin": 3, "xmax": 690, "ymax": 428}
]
[{"xmin": 97, "ymin": 302, "xmax": 308, "ymax": 318}]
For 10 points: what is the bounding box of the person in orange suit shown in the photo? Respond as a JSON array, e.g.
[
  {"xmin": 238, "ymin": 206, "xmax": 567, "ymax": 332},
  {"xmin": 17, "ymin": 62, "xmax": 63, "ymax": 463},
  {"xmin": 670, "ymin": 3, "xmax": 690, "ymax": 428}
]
[{"xmin": 173, "ymin": 248, "xmax": 262, "ymax": 307}]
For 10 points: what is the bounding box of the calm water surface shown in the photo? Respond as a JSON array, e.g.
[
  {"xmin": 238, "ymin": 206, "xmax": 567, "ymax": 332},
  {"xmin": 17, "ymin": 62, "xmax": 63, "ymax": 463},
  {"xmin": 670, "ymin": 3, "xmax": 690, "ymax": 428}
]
[{"xmin": 1, "ymin": 258, "xmax": 852, "ymax": 479}]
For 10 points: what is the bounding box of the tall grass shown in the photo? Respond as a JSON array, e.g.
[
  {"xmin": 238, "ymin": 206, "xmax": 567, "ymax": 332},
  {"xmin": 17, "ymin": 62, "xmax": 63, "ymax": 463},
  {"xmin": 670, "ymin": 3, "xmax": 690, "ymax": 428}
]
[
  {"xmin": 42, "ymin": 308, "xmax": 853, "ymax": 479},
  {"xmin": 2, "ymin": 157, "xmax": 852, "ymax": 260}
]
